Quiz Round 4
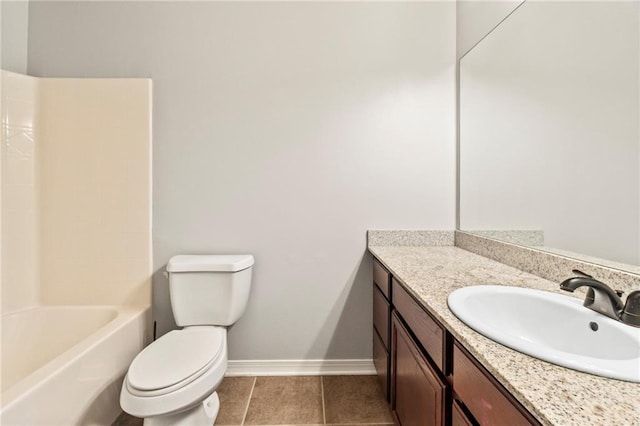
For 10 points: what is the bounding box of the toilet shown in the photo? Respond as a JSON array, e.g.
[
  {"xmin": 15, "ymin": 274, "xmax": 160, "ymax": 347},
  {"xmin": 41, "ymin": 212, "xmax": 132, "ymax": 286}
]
[{"xmin": 120, "ymin": 254, "xmax": 254, "ymax": 425}]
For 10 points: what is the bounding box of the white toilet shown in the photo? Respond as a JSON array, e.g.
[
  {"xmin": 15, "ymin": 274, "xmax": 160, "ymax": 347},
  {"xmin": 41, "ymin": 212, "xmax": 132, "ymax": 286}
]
[{"xmin": 120, "ymin": 254, "xmax": 254, "ymax": 425}]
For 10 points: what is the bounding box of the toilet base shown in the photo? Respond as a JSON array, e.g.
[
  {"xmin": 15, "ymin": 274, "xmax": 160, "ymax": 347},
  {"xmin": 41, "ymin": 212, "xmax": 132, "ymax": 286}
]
[{"xmin": 142, "ymin": 392, "xmax": 220, "ymax": 426}]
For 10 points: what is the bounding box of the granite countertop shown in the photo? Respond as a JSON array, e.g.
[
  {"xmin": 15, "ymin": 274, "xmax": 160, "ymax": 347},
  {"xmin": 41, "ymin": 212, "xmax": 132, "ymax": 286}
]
[{"xmin": 368, "ymin": 245, "xmax": 640, "ymax": 426}]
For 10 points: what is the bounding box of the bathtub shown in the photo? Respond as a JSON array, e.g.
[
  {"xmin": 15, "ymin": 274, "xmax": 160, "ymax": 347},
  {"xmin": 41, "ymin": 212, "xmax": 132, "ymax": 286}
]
[{"xmin": 1, "ymin": 305, "xmax": 151, "ymax": 425}]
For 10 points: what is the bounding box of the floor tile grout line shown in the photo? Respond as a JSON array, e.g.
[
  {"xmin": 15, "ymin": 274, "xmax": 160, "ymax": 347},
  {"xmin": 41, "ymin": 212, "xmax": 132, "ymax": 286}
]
[
  {"xmin": 320, "ymin": 376, "xmax": 326, "ymax": 425},
  {"xmin": 240, "ymin": 376, "xmax": 257, "ymax": 426}
]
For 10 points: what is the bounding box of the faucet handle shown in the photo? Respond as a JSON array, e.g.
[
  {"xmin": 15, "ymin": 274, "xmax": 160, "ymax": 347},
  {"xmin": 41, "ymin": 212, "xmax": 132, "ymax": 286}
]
[{"xmin": 621, "ymin": 290, "xmax": 640, "ymax": 327}]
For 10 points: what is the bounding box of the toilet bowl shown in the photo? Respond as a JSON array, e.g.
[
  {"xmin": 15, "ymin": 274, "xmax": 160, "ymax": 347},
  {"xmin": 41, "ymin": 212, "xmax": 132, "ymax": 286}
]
[
  {"xmin": 120, "ymin": 254, "xmax": 254, "ymax": 425},
  {"xmin": 121, "ymin": 327, "xmax": 227, "ymax": 424}
]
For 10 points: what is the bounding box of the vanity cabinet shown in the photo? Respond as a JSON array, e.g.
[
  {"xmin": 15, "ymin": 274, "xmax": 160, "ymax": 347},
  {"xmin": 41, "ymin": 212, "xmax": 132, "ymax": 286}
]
[{"xmin": 372, "ymin": 255, "xmax": 541, "ymax": 426}]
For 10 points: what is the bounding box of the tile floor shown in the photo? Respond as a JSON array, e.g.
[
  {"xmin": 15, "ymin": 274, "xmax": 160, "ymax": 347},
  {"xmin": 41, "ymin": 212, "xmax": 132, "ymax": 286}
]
[{"xmin": 113, "ymin": 375, "xmax": 393, "ymax": 426}]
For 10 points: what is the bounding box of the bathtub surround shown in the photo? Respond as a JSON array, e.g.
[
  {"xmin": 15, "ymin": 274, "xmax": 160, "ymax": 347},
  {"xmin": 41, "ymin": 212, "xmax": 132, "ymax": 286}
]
[
  {"xmin": 1, "ymin": 72, "xmax": 152, "ymax": 425},
  {"xmin": 1, "ymin": 71, "xmax": 39, "ymax": 313},
  {"xmin": 38, "ymin": 78, "xmax": 152, "ymax": 306},
  {"xmin": 1, "ymin": 72, "xmax": 153, "ymax": 311},
  {"xmin": 27, "ymin": 1, "xmax": 457, "ymax": 361}
]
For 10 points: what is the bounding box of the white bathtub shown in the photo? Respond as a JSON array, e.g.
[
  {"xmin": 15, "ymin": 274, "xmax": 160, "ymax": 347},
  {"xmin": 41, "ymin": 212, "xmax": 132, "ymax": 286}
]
[{"xmin": 1, "ymin": 306, "xmax": 151, "ymax": 425}]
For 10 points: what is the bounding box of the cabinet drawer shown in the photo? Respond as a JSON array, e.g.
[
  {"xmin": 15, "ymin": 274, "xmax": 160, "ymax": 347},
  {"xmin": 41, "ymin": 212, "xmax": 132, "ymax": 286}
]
[
  {"xmin": 452, "ymin": 400, "xmax": 474, "ymax": 426},
  {"xmin": 373, "ymin": 327, "xmax": 389, "ymax": 401},
  {"xmin": 373, "ymin": 258, "xmax": 390, "ymax": 299},
  {"xmin": 373, "ymin": 286, "xmax": 390, "ymax": 350},
  {"xmin": 392, "ymin": 279, "xmax": 445, "ymax": 371},
  {"xmin": 453, "ymin": 342, "xmax": 538, "ymax": 426}
]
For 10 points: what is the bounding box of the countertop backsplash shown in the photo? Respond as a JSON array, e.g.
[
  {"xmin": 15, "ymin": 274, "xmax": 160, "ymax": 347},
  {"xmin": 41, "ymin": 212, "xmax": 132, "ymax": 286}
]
[{"xmin": 455, "ymin": 230, "xmax": 640, "ymax": 296}]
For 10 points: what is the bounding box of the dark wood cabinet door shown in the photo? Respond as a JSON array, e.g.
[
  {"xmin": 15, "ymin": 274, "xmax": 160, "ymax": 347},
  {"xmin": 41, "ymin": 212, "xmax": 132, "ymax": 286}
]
[
  {"xmin": 391, "ymin": 313, "xmax": 445, "ymax": 426},
  {"xmin": 373, "ymin": 327, "xmax": 389, "ymax": 400},
  {"xmin": 452, "ymin": 400, "xmax": 475, "ymax": 426}
]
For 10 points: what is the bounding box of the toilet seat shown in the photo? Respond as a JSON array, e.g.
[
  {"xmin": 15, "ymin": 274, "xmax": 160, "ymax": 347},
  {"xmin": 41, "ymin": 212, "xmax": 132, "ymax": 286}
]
[
  {"xmin": 120, "ymin": 326, "xmax": 228, "ymax": 418},
  {"xmin": 127, "ymin": 327, "xmax": 223, "ymax": 396}
]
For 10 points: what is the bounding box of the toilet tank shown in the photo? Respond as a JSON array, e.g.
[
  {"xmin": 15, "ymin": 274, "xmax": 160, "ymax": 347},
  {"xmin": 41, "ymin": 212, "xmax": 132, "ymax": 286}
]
[{"xmin": 166, "ymin": 255, "xmax": 254, "ymax": 327}]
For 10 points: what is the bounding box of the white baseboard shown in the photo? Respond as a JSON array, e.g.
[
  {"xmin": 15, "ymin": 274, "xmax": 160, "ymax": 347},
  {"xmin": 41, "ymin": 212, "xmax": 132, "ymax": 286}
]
[{"xmin": 225, "ymin": 359, "xmax": 375, "ymax": 377}]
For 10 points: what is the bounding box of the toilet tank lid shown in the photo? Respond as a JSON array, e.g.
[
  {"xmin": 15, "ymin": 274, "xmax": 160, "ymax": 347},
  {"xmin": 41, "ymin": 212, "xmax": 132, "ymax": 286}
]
[{"xmin": 167, "ymin": 254, "xmax": 254, "ymax": 272}]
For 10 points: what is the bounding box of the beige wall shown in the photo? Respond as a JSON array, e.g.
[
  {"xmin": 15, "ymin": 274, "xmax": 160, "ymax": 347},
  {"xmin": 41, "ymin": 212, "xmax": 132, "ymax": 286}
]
[
  {"xmin": 1, "ymin": 72, "xmax": 152, "ymax": 312},
  {"xmin": 38, "ymin": 78, "xmax": 152, "ymax": 306},
  {"xmin": 1, "ymin": 71, "xmax": 39, "ymax": 313}
]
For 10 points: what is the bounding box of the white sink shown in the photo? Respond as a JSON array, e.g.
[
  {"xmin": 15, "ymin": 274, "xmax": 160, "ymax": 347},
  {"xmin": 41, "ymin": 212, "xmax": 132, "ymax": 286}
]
[{"xmin": 447, "ymin": 285, "xmax": 640, "ymax": 382}]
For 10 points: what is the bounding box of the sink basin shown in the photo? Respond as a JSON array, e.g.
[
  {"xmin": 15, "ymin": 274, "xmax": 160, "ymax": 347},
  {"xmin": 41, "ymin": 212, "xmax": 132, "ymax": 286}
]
[{"xmin": 447, "ymin": 285, "xmax": 640, "ymax": 382}]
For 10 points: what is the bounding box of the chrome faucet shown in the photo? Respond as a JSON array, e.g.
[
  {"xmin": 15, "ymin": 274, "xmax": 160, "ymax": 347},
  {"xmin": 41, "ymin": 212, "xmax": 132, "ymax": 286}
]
[{"xmin": 560, "ymin": 270, "xmax": 640, "ymax": 327}]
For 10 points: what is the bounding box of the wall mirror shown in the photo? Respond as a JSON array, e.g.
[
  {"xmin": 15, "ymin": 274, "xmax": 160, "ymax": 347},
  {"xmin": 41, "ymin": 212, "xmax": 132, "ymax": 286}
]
[{"xmin": 459, "ymin": 1, "xmax": 640, "ymax": 271}]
